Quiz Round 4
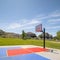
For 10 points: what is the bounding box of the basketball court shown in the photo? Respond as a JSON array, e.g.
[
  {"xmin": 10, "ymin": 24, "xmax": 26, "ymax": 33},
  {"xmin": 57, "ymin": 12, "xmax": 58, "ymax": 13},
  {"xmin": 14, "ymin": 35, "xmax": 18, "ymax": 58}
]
[{"xmin": 0, "ymin": 45, "xmax": 60, "ymax": 60}]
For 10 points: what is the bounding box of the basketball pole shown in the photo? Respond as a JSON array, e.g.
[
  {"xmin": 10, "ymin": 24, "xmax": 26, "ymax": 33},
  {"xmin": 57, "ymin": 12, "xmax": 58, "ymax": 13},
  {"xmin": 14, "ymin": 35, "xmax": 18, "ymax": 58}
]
[
  {"xmin": 35, "ymin": 24, "xmax": 45, "ymax": 48},
  {"xmin": 43, "ymin": 28, "xmax": 45, "ymax": 48}
]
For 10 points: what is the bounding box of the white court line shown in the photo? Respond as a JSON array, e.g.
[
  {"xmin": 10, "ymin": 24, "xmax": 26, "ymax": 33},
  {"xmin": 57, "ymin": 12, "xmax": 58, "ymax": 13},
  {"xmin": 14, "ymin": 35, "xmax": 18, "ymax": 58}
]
[
  {"xmin": 0, "ymin": 50, "xmax": 8, "ymax": 58},
  {"xmin": 6, "ymin": 50, "xmax": 8, "ymax": 57}
]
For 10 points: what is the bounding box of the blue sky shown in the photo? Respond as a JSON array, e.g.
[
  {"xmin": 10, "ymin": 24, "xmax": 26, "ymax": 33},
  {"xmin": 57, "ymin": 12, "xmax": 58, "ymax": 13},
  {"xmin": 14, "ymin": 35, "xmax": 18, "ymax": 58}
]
[{"xmin": 0, "ymin": 0, "xmax": 60, "ymax": 36}]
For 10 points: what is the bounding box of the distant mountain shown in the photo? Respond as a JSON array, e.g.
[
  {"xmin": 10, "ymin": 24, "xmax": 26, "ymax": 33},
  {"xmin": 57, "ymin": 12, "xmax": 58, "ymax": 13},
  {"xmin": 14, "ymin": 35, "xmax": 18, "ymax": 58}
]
[{"xmin": 0, "ymin": 29, "xmax": 21, "ymax": 38}]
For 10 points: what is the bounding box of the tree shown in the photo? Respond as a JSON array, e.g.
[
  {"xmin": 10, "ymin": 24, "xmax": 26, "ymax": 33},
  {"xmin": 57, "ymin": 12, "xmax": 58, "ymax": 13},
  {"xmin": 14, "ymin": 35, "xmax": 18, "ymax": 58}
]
[
  {"xmin": 22, "ymin": 30, "xmax": 26, "ymax": 39},
  {"xmin": 57, "ymin": 31, "xmax": 60, "ymax": 40},
  {"xmin": 0, "ymin": 30, "xmax": 5, "ymax": 35},
  {"xmin": 38, "ymin": 32, "xmax": 53, "ymax": 39},
  {"xmin": 26, "ymin": 32, "xmax": 37, "ymax": 39},
  {"xmin": 53, "ymin": 36, "xmax": 57, "ymax": 40},
  {"xmin": 0, "ymin": 29, "xmax": 5, "ymax": 37}
]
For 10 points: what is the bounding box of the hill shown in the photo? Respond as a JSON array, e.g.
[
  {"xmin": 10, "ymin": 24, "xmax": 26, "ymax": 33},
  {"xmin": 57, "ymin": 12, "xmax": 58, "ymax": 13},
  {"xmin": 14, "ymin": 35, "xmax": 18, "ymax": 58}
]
[{"xmin": 0, "ymin": 29, "xmax": 21, "ymax": 38}]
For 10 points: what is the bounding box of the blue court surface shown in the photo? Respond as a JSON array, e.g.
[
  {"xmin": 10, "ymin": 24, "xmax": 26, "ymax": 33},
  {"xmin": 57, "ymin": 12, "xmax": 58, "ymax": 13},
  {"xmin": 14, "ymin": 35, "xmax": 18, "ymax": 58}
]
[{"xmin": 0, "ymin": 46, "xmax": 50, "ymax": 60}]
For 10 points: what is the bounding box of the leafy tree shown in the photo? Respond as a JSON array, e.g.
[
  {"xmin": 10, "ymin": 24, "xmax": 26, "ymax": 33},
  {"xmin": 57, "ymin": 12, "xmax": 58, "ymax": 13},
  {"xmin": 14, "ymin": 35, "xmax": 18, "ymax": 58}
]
[
  {"xmin": 38, "ymin": 32, "xmax": 53, "ymax": 39},
  {"xmin": 53, "ymin": 36, "xmax": 57, "ymax": 40},
  {"xmin": 57, "ymin": 31, "xmax": 60, "ymax": 40},
  {"xmin": 22, "ymin": 30, "xmax": 26, "ymax": 39},
  {"xmin": 0, "ymin": 29, "xmax": 5, "ymax": 37},
  {"xmin": 0, "ymin": 30, "xmax": 5, "ymax": 35},
  {"xmin": 26, "ymin": 32, "xmax": 36, "ymax": 39}
]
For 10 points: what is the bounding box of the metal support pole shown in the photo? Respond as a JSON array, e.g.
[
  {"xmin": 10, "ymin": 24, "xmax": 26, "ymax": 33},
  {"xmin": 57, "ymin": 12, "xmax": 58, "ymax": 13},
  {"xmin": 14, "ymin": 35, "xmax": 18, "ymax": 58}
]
[{"xmin": 43, "ymin": 28, "xmax": 45, "ymax": 48}]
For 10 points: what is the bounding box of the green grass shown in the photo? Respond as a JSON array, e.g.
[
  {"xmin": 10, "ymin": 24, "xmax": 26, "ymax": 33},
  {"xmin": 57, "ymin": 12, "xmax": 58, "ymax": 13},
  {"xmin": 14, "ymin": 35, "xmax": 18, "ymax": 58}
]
[{"xmin": 0, "ymin": 38, "xmax": 60, "ymax": 49}]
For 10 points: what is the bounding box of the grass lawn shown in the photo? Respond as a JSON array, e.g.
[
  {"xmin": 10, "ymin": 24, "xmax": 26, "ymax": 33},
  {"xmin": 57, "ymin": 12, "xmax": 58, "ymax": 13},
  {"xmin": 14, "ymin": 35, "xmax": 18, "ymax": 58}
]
[{"xmin": 0, "ymin": 38, "xmax": 60, "ymax": 49}]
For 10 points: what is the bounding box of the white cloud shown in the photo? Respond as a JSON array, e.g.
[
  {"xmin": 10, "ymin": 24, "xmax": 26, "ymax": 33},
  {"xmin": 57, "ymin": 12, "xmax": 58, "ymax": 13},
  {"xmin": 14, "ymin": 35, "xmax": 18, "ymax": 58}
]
[
  {"xmin": 48, "ymin": 19, "xmax": 60, "ymax": 23},
  {"xmin": 36, "ymin": 10, "xmax": 60, "ymax": 20},
  {"xmin": 7, "ymin": 10, "xmax": 60, "ymax": 30},
  {"xmin": 7, "ymin": 23, "xmax": 22, "ymax": 29},
  {"xmin": 28, "ymin": 19, "xmax": 41, "ymax": 25},
  {"xmin": 7, "ymin": 19, "xmax": 41, "ymax": 30},
  {"xmin": 46, "ymin": 25, "xmax": 60, "ymax": 29},
  {"xmin": 50, "ymin": 10, "xmax": 60, "ymax": 17},
  {"xmin": 21, "ymin": 26, "xmax": 35, "ymax": 30}
]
